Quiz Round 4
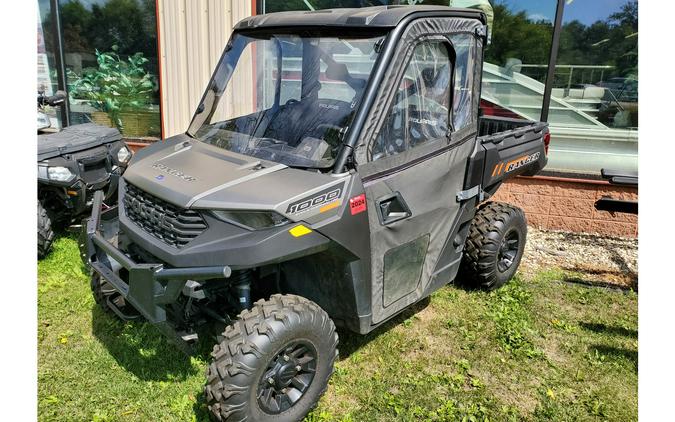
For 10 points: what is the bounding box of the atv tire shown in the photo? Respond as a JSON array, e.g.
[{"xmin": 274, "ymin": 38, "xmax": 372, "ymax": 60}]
[
  {"xmin": 38, "ymin": 201, "xmax": 55, "ymax": 259},
  {"xmin": 460, "ymin": 202, "xmax": 527, "ymax": 291},
  {"xmin": 205, "ymin": 294, "xmax": 338, "ymax": 422}
]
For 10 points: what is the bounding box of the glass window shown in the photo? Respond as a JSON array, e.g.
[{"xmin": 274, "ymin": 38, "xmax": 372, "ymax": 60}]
[
  {"xmin": 546, "ymin": 0, "xmax": 638, "ymax": 175},
  {"xmin": 39, "ymin": 0, "xmax": 161, "ymax": 138},
  {"xmin": 480, "ymin": 1, "xmax": 557, "ymax": 121},
  {"xmin": 449, "ymin": 33, "xmax": 477, "ymax": 130},
  {"xmin": 212, "ymin": 41, "xmax": 279, "ymax": 123},
  {"xmin": 480, "ymin": 0, "xmax": 638, "ymax": 176},
  {"xmin": 276, "ymin": 35, "xmax": 381, "ymax": 107},
  {"xmin": 371, "ymin": 41, "xmax": 451, "ymax": 161},
  {"xmin": 190, "ymin": 32, "xmax": 384, "ymax": 169}
]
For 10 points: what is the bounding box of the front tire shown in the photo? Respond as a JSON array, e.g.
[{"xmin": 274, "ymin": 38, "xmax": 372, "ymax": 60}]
[
  {"xmin": 38, "ymin": 201, "xmax": 55, "ymax": 259},
  {"xmin": 460, "ymin": 202, "xmax": 527, "ymax": 290},
  {"xmin": 91, "ymin": 273, "xmax": 140, "ymax": 320},
  {"xmin": 205, "ymin": 294, "xmax": 338, "ymax": 422}
]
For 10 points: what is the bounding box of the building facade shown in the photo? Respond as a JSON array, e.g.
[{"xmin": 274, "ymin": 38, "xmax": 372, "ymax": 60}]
[{"xmin": 37, "ymin": 0, "xmax": 638, "ymax": 237}]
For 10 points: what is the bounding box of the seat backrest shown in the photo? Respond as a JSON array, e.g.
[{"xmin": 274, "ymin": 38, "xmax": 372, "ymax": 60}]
[{"xmin": 262, "ymin": 97, "xmax": 354, "ymax": 147}]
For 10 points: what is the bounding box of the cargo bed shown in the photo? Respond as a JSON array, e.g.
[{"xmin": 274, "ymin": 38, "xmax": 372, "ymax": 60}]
[{"xmin": 464, "ymin": 116, "xmax": 549, "ymax": 197}]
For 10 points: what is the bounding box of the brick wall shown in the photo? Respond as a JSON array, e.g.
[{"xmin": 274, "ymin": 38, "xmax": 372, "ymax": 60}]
[{"xmin": 491, "ymin": 176, "xmax": 638, "ymax": 238}]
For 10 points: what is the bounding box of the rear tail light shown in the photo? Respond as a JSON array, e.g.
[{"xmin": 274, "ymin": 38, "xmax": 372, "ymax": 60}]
[{"xmin": 543, "ymin": 129, "xmax": 551, "ymax": 155}]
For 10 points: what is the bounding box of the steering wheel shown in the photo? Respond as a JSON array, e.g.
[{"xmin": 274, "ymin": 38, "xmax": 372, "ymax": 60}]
[
  {"xmin": 306, "ymin": 123, "xmax": 344, "ymax": 154},
  {"xmin": 308, "ymin": 123, "xmax": 343, "ymax": 138}
]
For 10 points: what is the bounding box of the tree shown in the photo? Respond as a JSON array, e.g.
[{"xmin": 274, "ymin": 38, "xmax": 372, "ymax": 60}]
[
  {"xmin": 60, "ymin": 0, "xmax": 92, "ymax": 53},
  {"xmin": 555, "ymin": 0, "xmax": 637, "ymax": 81},
  {"xmin": 485, "ymin": 4, "xmax": 553, "ymax": 71}
]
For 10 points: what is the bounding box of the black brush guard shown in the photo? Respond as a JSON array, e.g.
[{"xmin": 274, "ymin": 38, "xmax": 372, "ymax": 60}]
[{"xmin": 82, "ymin": 190, "xmax": 233, "ymax": 353}]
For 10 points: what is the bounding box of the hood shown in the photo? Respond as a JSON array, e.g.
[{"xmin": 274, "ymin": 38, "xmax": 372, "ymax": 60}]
[
  {"xmin": 38, "ymin": 123, "xmax": 122, "ymax": 161},
  {"xmin": 123, "ymin": 135, "xmax": 347, "ymax": 215}
]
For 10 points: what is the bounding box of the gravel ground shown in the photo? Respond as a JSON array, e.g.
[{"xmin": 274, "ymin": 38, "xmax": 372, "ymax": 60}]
[{"xmin": 522, "ymin": 227, "xmax": 638, "ymax": 289}]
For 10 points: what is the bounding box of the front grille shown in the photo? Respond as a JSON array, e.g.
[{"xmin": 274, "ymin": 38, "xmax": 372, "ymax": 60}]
[
  {"xmin": 123, "ymin": 183, "xmax": 207, "ymax": 248},
  {"xmin": 82, "ymin": 159, "xmax": 109, "ymax": 184},
  {"xmin": 73, "ymin": 146, "xmax": 111, "ymax": 185}
]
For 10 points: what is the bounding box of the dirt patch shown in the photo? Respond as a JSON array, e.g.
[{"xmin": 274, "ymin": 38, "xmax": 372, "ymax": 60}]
[{"xmin": 521, "ymin": 228, "xmax": 637, "ymax": 288}]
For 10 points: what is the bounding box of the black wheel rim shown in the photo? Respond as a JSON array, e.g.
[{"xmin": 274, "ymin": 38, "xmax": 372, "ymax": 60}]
[
  {"xmin": 497, "ymin": 229, "xmax": 520, "ymax": 273},
  {"xmin": 257, "ymin": 340, "xmax": 317, "ymax": 414}
]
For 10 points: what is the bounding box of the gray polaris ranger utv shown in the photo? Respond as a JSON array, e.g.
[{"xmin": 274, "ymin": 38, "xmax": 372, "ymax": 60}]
[{"xmin": 82, "ymin": 6, "xmax": 548, "ymax": 421}]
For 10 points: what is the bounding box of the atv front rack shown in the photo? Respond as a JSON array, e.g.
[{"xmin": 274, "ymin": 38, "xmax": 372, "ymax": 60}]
[{"xmin": 83, "ymin": 190, "xmax": 233, "ymax": 353}]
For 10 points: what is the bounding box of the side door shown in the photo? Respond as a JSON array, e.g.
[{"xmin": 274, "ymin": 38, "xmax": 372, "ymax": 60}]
[{"xmin": 360, "ymin": 34, "xmax": 480, "ymax": 324}]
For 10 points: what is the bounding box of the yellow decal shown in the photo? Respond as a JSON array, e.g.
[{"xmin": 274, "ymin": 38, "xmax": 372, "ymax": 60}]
[
  {"xmin": 289, "ymin": 225, "xmax": 312, "ymax": 237},
  {"xmin": 319, "ymin": 201, "xmax": 341, "ymax": 213}
]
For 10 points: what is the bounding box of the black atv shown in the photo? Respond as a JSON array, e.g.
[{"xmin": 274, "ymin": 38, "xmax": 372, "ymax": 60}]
[
  {"xmin": 82, "ymin": 6, "xmax": 549, "ymax": 421},
  {"xmin": 38, "ymin": 90, "xmax": 131, "ymax": 258}
]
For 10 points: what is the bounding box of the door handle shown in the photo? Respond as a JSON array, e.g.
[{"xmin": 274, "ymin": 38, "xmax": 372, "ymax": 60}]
[{"xmin": 376, "ymin": 192, "xmax": 412, "ymax": 226}]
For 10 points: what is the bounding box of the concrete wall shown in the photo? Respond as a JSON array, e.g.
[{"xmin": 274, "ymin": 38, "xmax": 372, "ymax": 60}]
[
  {"xmin": 157, "ymin": 0, "xmax": 253, "ymax": 138},
  {"xmin": 492, "ymin": 177, "xmax": 638, "ymax": 238}
]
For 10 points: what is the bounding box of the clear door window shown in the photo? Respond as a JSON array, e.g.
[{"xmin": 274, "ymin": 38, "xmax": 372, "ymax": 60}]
[
  {"xmin": 449, "ymin": 34, "xmax": 477, "ymax": 131},
  {"xmin": 371, "ymin": 41, "xmax": 451, "ymax": 161}
]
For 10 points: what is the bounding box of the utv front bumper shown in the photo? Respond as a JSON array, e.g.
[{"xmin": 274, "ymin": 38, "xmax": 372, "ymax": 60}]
[{"xmin": 82, "ymin": 190, "xmax": 232, "ymax": 353}]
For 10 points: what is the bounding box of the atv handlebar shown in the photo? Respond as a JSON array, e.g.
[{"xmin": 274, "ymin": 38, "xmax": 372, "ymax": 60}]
[{"xmin": 38, "ymin": 90, "xmax": 67, "ymax": 107}]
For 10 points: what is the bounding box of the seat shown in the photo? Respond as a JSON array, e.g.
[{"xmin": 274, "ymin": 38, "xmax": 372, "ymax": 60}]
[{"xmin": 263, "ymin": 97, "xmax": 354, "ymax": 147}]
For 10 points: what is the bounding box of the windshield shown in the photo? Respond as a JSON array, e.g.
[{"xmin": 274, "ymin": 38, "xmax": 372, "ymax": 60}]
[{"xmin": 187, "ymin": 31, "xmax": 385, "ymax": 169}]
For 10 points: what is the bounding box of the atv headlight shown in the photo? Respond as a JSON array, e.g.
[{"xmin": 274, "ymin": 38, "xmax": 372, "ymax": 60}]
[
  {"xmin": 212, "ymin": 210, "xmax": 289, "ymax": 230},
  {"xmin": 117, "ymin": 145, "xmax": 132, "ymax": 163},
  {"xmin": 47, "ymin": 166, "xmax": 75, "ymax": 182}
]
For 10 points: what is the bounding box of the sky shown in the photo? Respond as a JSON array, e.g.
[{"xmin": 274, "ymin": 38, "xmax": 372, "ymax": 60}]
[
  {"xmin": 561, "ymin": 0, "xmax": 630, "ymax": 25},
  {"xmin": 494, "ymin": 0, "xmax": 632, "ymax": 25}
]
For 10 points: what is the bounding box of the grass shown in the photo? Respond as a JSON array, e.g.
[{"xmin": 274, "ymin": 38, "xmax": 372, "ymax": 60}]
[{"xmin": 38, "ymin": 236, "xmax": 637, "ymax": 421}]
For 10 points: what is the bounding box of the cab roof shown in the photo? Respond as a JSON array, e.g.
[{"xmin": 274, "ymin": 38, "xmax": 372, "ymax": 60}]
[{"xmin": 234, "ymin": 5, "xmax": 486, "ymax": 31}]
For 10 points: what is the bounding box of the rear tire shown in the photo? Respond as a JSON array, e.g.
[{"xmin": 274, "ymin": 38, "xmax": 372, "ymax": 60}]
[
  {"xmin": 460, "ymin": 202, "xmax": 527, "ymax": 290},
  {"xmin": 205, "ymin": 294, "xmax": 338, "ymax": 422},
  {"xmin": 38, "ymin": 201, "xmax": 55, "ymax": 260}
]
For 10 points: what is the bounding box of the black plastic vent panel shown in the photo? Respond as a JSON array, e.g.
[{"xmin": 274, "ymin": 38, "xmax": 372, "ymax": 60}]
[{"xmin": 123, "ymin": 183, "xmax": 206, "ymax": 248}]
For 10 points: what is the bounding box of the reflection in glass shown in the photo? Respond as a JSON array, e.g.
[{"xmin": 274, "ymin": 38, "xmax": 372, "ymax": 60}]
[
  {"xmin": 549, "ymin": 0, "xmax": 638, "ymax": 174},
  {"xmin": 38, "ymin": 0, "xmax": 161, "ymax": 138},
  {"xmin": 479, "ymin": 0, "xmax": 638, "ymax": 175},
  {"xmin": 480, "ymin": 0, "xmax": 556, "ymax": 122}
]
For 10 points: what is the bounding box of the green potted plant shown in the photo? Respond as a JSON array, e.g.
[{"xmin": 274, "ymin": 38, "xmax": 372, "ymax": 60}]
[{"xmin": 70, "ymin": 46, "xmax": 159, "ymax": 137}]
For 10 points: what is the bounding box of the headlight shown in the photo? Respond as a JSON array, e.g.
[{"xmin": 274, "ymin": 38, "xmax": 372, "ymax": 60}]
[
  {"xmin": 117, "ymin": 145, "xmax": 132, "ymax": 163},
  {"xmin": 212, "ymin": 210, "xmax": 289, "ymax": 230},
  {"xmin": 47, "ymin": 166, "xmax": 75, "ymax": 182}
]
